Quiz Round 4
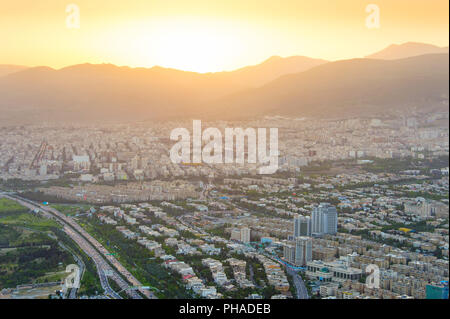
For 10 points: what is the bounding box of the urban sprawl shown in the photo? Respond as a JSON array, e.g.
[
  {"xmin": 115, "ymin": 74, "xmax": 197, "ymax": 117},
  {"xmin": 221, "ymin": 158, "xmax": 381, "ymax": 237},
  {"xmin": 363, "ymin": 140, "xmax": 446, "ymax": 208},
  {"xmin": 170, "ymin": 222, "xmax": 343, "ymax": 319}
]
[{"xmin": 0, "ymin": 113, "xmax": 448, "ymax": 299}]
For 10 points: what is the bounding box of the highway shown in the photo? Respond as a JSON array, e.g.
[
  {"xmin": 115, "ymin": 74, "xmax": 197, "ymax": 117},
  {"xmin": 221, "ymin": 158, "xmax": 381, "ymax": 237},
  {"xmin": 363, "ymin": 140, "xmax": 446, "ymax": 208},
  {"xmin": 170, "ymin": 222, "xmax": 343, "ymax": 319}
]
[
  {"xmin": 286, "ymin": 267, "xmax": 309, "ymax": 299},
  {"xmin": 63, "ymin": 225, "xmax": 125, "ymax": 299},
  {"xmin": 44, "ymin": 204, "xmax": 156, "ymax": 299},
  {"xmin": 1, "ymin": 193, "xmax": 150, "ymax": 299},
  {"xmin": 58, "ymin": 242, "xmax": 85, "ymax": 299}
]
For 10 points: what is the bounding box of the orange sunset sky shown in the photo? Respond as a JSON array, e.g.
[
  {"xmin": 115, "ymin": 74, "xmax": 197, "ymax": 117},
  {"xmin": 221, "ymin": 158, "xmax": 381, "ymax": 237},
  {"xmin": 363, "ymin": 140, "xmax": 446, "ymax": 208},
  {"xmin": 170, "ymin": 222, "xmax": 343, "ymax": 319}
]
[{"xmin": 1, "ymin": 0, "xmax": 449, "ymax": 73}]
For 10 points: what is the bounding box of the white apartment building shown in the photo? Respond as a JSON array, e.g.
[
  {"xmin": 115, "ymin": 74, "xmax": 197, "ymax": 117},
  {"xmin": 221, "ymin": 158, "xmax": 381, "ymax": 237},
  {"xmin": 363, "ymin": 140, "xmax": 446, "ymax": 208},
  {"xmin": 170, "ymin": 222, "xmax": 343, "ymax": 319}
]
[{"xmin": 240, "ymin": 227, "xmax": 251, "ymax": 243}]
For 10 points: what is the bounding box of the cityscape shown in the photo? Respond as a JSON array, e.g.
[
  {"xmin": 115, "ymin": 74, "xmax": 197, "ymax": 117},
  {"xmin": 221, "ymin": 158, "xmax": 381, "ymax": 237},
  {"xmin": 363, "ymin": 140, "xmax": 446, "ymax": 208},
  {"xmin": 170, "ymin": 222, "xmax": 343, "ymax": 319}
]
[
  {"xmin": 0, "ymin": 0, "xmax": 448, "ymax": 307},
  {"xmin": 0, "ymin": 114, "xmax": 448, "ymax": 300}
]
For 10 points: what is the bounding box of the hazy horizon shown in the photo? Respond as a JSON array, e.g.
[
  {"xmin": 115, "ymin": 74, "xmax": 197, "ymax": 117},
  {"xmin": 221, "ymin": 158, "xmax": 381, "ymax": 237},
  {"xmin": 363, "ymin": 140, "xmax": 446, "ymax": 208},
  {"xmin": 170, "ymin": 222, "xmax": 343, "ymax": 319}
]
[
  {"xmin": 1, "ymin": 0, "xmax": 449, "ymax": 73},
  {"xmin": 1, "ymin": 41, "xmax": 448, "ymax": 74},
  {"xmin": 0, "ymin": 0, "xmax": 448, "ymax": 304}
]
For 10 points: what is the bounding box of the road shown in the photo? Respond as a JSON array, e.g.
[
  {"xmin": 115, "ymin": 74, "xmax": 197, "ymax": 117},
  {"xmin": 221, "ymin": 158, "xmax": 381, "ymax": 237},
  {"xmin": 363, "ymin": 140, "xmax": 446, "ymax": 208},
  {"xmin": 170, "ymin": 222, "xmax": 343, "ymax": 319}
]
[
  {"xmin": 63, "ymin": 225, "xmax": 125, "ymax": 299},
  {"xmin": 183, "ymin": 190, "xmax": 310, "ymax": 299},
  {"xmin": 44, "ymin": 204, "xmax": 156, "ymax": 299},
  {"xmin": 286, "ymin": 267, "xmax": 309, "ymax": 299},
  {"xmin": 1, "ymin": 193, "xmax": 153, "ymax": 299},
  {"xmin": 248, "ymin": 264, "xmax": 262, "ymax": 289},
  {"xmin": 44, "ymin": 199, "xmax": 158, "ymax": 298},
  {"xmin": 230, "ymin": 196, "xmax": 310, "ymax": 299},
  {"xmin": 58, "ymin": 242, "xmax": 85, "ymax": 299}
]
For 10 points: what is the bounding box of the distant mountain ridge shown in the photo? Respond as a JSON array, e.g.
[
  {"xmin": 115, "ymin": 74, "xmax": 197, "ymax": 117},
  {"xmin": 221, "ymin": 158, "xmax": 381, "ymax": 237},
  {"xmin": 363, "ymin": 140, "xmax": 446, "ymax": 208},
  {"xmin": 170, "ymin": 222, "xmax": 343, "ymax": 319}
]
[
  {"xmin": 366, "ymin": 42, "xmax": 449, "ymax": 60},
  {"xmin": 0, "ymin": 56, "xmax": 327, "ymax": 123},
  {"xmin": 0, "ymin": 65, "xmax": 28, "ymax": 77},
  {"xmin": 0, "ymin": 43, "xmax": 448, "ymax": 124},
  {"xmin": 209, "ymin": 53, "xmax": 449, "ymax": 119},
  {"xmin": 220, "ymin": 55, "xmax": 327, "ymax": 86}
]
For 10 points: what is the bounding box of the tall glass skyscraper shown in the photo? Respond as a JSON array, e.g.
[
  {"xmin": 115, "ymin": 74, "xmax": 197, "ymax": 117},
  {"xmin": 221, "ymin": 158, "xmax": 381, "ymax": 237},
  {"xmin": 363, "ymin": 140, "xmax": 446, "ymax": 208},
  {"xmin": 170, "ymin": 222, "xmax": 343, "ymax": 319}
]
[
  {"xmin": 311, "ymin": 203, "xmax": 338, "ymax": 236},
  {"xmin": 294, "ymin": 236, "xmax": 312, "ymax": 266},
  {"xmin": 294, "ymin": 215, "xmax": 311, "ymax": 237}
]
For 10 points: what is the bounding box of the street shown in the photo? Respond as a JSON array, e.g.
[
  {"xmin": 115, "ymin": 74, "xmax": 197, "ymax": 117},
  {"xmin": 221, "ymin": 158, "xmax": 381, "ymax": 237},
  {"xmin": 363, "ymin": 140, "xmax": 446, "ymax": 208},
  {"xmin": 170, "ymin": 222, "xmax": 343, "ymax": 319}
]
[
  {"xmin": 1, "ymin": 193, "xmax": 151, "ymax": 299},
  {"xmin": 286, "ymin": 267, "xmax": 309, "ymax": 299}
]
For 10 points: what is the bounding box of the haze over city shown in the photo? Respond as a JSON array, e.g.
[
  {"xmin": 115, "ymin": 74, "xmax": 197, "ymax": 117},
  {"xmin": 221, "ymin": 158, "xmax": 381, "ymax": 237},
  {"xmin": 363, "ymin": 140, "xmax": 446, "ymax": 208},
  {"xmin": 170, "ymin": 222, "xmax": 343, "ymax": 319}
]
[
  {"xmin": 0, "ymin": 0, "xmax": 448, "ymax": 305},
  {"xmin": 1, "ymin": 0, "xmax": 449, "ymax": 72}
]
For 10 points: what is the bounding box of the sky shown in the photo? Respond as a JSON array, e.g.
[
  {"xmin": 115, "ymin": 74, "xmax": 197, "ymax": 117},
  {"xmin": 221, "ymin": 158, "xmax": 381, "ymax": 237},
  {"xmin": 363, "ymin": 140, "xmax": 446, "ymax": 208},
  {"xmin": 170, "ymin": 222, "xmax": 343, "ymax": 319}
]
[{"xmin": 1, "ymin": 0, "xmax": 449, "ymax": 72}]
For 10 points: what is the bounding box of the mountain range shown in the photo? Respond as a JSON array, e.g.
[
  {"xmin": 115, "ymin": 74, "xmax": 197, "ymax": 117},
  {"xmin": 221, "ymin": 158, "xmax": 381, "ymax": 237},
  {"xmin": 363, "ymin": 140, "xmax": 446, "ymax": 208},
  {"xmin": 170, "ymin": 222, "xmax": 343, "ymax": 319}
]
[
  {"xmin": 0, "ymin": 65, "xmax": 28, "ymax": 77},
  {"xmin": 366, "ymin": 42, "xmax": 448, "ymax": 60},
  {"xmin": 210, "ymin": 53, "xmax": 448, "ymax": 119},
  {"xmin": 0, "ymin": 42, "xmax": 448, "ymax": 123}
]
